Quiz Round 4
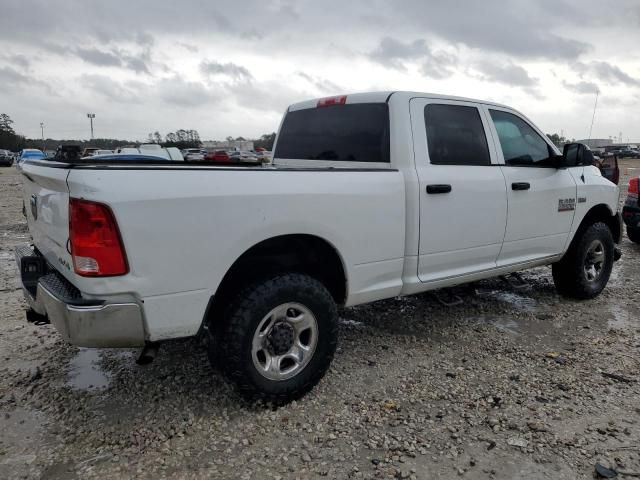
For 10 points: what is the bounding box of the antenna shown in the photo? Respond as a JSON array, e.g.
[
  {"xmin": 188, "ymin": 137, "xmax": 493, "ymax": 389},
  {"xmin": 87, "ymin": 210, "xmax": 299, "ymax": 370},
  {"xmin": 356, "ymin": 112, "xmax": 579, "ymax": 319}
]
[{"xmin": 587, "ymin": 89, "xmax": 599, "ymax": 141}]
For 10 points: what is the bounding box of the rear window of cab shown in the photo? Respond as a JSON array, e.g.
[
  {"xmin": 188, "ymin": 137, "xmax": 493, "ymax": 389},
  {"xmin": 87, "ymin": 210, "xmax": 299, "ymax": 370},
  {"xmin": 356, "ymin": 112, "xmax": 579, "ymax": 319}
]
[{"xmin": 274, "ymin": 103, "xmax": 390, "ymax": 163}]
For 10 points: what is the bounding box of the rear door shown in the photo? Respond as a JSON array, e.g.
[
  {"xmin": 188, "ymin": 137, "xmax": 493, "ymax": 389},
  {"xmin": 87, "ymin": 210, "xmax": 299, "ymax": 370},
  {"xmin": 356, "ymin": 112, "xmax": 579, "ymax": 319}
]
[
  {"xmin": 20, "ymin": 162, "xmax": 73, "ymax": 278},
  {"xmin": 484, "ymin": 107, "xmax": 577, "ymax": 266},
  {"xmin": 410, "ymin": 98, "xmax": 508, "ymax": 283}
]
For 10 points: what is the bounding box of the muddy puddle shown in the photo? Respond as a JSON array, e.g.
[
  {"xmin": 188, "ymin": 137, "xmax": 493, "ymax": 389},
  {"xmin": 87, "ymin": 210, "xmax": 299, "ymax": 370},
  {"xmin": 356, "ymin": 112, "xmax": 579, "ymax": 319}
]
[
  {"xmin": 485, "ymin": 290, "xmax": 539, "ymax": 312},
  {"xmin": 339, "ymin": 318, "xmax": 365, "ymax": 327},
  {"xmin": 469, "ymin": 314, "xmax": 544, "ymax": 336},
  {"xmin": 608, "ymin": 303, "xmax": 638, "ymax": 330},
  {"xmin": 66, "ymin": 348, "xmax": 137, "ymax": 392},
  {"xmin": 66, "ymin": 348, "xmax": 111, "ymax": 390}
]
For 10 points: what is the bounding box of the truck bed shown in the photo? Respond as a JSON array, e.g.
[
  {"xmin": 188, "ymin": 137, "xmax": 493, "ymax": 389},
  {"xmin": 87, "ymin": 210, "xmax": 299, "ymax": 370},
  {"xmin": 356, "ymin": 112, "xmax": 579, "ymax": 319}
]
[{"xmin": 19, "ymin": 158, "xmax": 406, "ymax": 342}]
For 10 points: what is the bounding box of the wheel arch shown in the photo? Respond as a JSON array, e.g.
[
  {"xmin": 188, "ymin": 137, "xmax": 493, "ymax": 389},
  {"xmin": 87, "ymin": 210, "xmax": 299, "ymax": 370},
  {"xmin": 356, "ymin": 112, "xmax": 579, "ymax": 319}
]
[
  {"xmin": 573, "ymin": 203, "xmax": 621, "ymax": 244},
  {"xmin": 202, "ymin": 234, "xmax": 348, "ymax": 331}
]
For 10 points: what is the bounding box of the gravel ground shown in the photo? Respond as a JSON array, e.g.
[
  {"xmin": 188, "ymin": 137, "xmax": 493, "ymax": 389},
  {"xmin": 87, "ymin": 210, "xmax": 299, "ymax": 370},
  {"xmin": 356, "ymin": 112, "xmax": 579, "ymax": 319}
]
[{"xmin": 1, "ymin": 162, "xmax": 639, "ymax": 480}]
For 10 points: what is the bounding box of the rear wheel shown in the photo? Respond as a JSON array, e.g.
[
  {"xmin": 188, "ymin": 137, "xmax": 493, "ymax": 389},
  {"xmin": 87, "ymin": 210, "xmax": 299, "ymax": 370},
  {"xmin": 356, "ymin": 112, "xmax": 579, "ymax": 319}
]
[
  {"xmin": 552, "ymin": 222, "xmax": 614, "ymax": 299},
  {"xmin": 212, "ymin": 273, "xmax": 338, "ymax": 404},
  {"xmin": 627, "ymin": 227, "xmax": 640, "ymax": 244}
]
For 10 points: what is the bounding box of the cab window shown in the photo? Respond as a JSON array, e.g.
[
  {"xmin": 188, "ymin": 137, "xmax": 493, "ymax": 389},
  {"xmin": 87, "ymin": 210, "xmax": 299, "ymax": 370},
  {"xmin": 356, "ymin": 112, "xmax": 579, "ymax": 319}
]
[
  {"xmin": 424, "ymin": 104, "xmax": 491, "ymax": 166},
  {"xmin": 489, "ymin": 110, "xmax": 551, "ymax": 166}
]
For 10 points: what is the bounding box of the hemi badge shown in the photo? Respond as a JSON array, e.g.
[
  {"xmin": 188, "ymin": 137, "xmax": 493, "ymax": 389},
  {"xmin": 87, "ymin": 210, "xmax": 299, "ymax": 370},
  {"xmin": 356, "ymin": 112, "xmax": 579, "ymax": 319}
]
[{"xmin": 578, "ymin": 197, "xmax": 587, "ymax": 203}]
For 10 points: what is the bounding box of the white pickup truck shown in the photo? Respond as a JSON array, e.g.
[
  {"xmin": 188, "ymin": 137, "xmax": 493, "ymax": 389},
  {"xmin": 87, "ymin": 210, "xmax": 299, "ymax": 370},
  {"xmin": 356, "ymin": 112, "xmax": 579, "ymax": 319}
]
[{"xmin": 15, "ymin": 91, "xmax": 621, "ymax": 403}]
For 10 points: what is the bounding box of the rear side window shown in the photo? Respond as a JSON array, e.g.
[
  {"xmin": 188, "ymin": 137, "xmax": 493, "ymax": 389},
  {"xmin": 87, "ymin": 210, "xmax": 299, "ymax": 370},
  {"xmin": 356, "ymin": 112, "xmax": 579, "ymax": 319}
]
[
  {"xmin": 424, "ymin": 104, "xmax": 491, "ymax": 166},
  {"xmin": 274, "ymin": 103, "xmax": 389, "ymax": 162}
]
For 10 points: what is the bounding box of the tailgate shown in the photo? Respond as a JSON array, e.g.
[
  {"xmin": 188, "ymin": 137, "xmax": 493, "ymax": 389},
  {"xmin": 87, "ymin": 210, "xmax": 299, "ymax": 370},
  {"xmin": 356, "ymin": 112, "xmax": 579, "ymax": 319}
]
[{"xmin": 20, "ymin": 162, "xmax": 74, "ymax": 279}]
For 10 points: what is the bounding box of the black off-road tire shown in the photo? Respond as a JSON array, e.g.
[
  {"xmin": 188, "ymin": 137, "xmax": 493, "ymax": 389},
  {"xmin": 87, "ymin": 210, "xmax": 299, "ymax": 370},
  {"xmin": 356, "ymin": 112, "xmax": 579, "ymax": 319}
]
[
  {"xmin": 627, "ymin": 227, "xmax": 640, "ymax": 244},
  {"xmin": 212, "ymin": 273, "xmax": 338, "ymax": 405},
  {"xmin": 552, "ymin": 222, "xmax": 614, "ymax": 299}
]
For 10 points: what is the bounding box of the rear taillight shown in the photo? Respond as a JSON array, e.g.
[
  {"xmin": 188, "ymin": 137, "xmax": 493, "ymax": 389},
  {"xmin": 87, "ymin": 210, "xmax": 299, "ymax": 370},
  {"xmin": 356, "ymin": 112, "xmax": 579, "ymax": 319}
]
[
  {"xmin": 317, "ymin": 95, "xmax": 347, "ymax": 107},
  {"xmin": 629, "ymin": 177, "xmax": 639, "ymax": 197},
  {"xmin": 69, "ymin": 198, "xmax": 128, "ymax": 276}
]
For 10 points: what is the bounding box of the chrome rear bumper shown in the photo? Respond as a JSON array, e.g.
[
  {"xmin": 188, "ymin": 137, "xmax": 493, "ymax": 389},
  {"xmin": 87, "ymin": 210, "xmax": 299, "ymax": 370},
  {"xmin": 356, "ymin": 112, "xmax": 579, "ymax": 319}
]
[{"xmin": 15, "ymin": 245, "xmax": 146, "ymax": 347}]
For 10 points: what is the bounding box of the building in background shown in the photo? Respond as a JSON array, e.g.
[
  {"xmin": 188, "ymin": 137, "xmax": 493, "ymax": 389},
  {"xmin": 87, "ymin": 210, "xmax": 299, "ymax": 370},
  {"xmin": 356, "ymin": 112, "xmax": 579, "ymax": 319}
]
[{"xmin": 576, "ymin": 138, "xmax": 612, "ymax": 150}]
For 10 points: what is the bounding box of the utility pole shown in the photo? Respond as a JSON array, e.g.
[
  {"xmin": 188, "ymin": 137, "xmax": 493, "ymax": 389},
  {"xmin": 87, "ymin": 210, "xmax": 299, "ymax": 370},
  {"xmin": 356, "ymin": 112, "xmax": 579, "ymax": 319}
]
[
  {"xmin": 40, "ymin": 122, "xmax": 44, "ymax": 150},
  {"xmin": 87, "ymin": 113, "xmax": 95, "ymax": 140},
  {"xmin": 587, "ymin": 90, "xmax": 599, "ymax": 141}
]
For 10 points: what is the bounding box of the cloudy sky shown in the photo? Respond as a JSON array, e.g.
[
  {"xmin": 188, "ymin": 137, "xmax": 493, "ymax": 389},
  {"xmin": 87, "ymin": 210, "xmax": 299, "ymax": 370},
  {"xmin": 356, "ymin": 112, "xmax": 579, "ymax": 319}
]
[{"xmin": 1, "ymin": 0, "xmax": 640, "ymax": 142}]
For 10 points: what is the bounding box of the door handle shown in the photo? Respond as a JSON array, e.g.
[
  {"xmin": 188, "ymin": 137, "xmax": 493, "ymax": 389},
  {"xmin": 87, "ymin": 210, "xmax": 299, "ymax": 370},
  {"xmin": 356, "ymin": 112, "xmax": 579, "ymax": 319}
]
[
  {"xmin": 426, "ymin": 184, "xmax": 452, "ymax": 194},
  {"xmin": 512, "ymin": 182, "xmax": 530, "ymax": 191}
]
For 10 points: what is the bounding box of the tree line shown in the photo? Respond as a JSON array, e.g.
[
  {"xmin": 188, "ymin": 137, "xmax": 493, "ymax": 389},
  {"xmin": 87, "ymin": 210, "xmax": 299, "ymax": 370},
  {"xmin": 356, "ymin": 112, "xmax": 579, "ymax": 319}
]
[
  {"xmin": 146, "ymin": 129, "xmax": 201, "ymax": 149},
  {"xmin": 0, "ymin": 113, "xmax": 277, "ymax": 152},
  {"xmin": 0, "ymin": 113, "xmax": 26, "ymax": 151},
  {"xmin": 546, "ymin": 133, "xmax": 573, "ymax": 147},
  {"xmin": 146, "ymin": 131, "xmax": 277, "ymax": 151}
]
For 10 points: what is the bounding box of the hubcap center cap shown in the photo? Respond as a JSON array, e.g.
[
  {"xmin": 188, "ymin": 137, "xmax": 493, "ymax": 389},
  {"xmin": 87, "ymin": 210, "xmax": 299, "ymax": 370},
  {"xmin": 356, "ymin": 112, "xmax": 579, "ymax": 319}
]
[
  {"xmin": 584, "ymin": 240, "xmax": 605, "ymax": 282},
  {"xmin": 266, "ymin": 322, "xmax": 295, "ymax": 355}
]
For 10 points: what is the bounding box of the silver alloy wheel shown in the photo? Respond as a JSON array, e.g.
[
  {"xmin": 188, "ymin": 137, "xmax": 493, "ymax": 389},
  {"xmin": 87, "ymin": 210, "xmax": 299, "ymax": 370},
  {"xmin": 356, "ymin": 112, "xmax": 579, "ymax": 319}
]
[
  {"xmin": 251, "ymin": 302, "xmax": 318, "ymax": 381},
  {"xmin": 584, "ymin": 239, "xmax": 605, "ymax": 282}
]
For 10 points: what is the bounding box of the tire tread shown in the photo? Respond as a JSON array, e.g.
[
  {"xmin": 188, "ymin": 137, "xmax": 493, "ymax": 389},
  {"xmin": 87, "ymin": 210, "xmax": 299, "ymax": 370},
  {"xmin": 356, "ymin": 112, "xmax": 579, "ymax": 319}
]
[
  {"xmin": 552, "ymin": 222, "xmax": 614, "ymax": 299},
  {"xmin": 213, "ymin": 273, "xmax": 338, "ymax": 405}
]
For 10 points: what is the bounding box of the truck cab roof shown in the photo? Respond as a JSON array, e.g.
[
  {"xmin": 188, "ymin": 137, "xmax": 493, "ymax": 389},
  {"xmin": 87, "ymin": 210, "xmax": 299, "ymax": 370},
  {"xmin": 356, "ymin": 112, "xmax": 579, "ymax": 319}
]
[{"xmin": 287, "ymin": 91, "xmax": 512, "ymax": 112}]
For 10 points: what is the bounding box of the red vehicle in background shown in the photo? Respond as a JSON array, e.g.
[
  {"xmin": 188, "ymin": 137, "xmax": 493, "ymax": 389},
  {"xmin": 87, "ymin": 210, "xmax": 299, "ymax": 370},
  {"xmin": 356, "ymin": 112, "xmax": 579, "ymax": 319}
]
[
  {"xmin": 593, "ymin": 152, "xmax": 619, "ymax": 185},
  {"xmin": 204, "ymin": 150, "xmax": 231, "ymax": 162}
]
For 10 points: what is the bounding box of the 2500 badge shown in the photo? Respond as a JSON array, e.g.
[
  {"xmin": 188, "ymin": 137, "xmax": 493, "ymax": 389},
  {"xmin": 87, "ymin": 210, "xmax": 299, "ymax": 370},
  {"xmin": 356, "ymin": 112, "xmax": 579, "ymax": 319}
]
[{"xmin": 558, "ymin": 198, "xmax": 576, "ymax": 212}]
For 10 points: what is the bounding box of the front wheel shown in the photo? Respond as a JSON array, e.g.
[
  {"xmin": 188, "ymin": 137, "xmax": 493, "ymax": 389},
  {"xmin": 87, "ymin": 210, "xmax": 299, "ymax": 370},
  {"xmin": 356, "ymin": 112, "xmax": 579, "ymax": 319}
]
[
  {"xmin": 552, "ymin": 222, "xmax": 614, "ymax": 299},
  {"xmin": 213, "ymin": 273, "xmax": 338, "ymax": 404}
]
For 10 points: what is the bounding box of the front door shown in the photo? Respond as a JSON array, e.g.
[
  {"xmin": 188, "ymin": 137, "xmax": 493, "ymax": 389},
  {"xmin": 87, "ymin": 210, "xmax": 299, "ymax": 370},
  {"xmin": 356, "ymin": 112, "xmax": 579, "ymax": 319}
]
[
  {"xmin": 484, "ymin": 107, "xmax": 578, "ymax": 266},
  {"xmin": 410, "ymin": 99, "xmax": 508, "ymax": 283}
]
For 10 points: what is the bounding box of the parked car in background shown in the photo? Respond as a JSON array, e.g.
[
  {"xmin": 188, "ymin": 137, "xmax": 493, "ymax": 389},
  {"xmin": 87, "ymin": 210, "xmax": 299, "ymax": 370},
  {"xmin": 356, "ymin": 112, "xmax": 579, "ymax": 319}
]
[
  {"xmin": 112, "ymin": 144, "xmax": 183, "ymax": 160},
  {"xmin": 620, "ymin": 148, "xmax": 640, "ymax": 158},
  {"xmin": 593, "ymin": 153, "xmax": 619, "ymax": 185},
  {"xmin": 623, "ymin": 176, "xmax": 640, "ymax": 243},
  {"xmin": 19, "ymin": 149, "xmax": 46, "ymax": 161},
  {"xmin": 81, "ymin": 147, "xmax": 100, "ymax": 157},
  {"xmin": 54, "ymin": 145, "xmax": 82, "ymax": 162},
  {"xmin": 256, "ymin": 150, "xmax": 272, "ymax": 162},
  {"xmin": 14, "ymin": 91, "xmax": 622, "ymax": 404},
  {"xmin": 0, "ymin": 149, "xmax": 14, "ymax": 166},
  {"xmin": 204, "ymin": 150, "xmax": 231, "ymax": 162},
  {"xmin": 229, "ymin": 150, "xmax": 258, "ymax": 162},
  {"xmin": 182, "ymin": 148, "xmax": 204, "ymax": 161},
  {"xmin": 15, "ymin": 149, "xmax": 46, "ymax": 170}
]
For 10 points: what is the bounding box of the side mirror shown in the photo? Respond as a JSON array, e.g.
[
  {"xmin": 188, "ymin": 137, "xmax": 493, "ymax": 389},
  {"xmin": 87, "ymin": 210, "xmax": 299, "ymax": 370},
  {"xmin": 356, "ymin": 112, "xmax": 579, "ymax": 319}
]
[{"xmin": 562, "ymin": 143, "xmax": 594, "ymax": 168}]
